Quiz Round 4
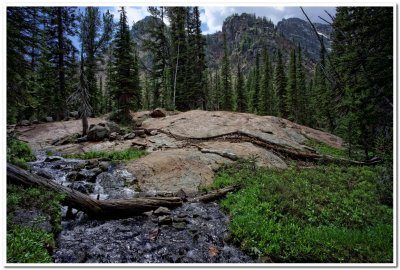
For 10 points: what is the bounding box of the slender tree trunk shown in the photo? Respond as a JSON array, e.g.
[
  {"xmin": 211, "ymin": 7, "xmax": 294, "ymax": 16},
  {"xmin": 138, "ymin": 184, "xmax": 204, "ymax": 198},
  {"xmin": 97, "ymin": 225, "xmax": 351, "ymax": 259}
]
[
  {"xmin": 57, "ymin": 7, "xmax": 65, "ymax": 121},
  {"xmin": 173, "ymin": 44, "xmax": 179, "ymax": 110},
  {"xmin": 82, "ymin": 116, "xmax": 88, "ymax": 136}
]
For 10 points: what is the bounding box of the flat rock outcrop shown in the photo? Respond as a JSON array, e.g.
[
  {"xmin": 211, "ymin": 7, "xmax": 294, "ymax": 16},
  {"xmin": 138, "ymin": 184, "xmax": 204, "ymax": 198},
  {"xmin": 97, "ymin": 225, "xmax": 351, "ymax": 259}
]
[{"xmin": 15, "ymin": 110, "xmax": 343, "ymax": 194}]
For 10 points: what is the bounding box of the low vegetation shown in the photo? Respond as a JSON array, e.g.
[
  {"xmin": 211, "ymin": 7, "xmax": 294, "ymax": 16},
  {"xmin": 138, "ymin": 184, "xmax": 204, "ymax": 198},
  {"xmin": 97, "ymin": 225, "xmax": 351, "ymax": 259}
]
[
  {"xmin": 7, "ymin": 224, "xmax": 54, "ymax": 263},
  {"xmin": 7, "ymin": 136, "xmax": 65, "ymax": 263},
  {"xmin": 7, "ymin": 137, "xmax": 36, "ymax": 169},
  {"xmin": 64, "ymin": 148, "xmax": 146, "ymax": 161},
  {"xmin": 211, "ymin": 160, "xmax": 393, "ymax": 263}
]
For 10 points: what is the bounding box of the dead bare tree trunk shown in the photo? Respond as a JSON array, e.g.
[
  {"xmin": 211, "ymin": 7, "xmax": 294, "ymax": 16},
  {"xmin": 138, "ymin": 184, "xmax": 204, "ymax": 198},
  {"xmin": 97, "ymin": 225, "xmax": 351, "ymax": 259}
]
[{"xmin": 7, "ymin": 163, "xmax": 182, "ymax": 219}]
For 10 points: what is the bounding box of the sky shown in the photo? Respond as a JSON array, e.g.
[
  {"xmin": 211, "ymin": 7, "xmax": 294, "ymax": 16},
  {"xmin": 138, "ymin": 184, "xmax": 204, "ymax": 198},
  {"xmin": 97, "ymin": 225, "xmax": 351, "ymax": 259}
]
[{"xmin": 101, "ymin": 6, "xmax": 336, "ymax": 34}]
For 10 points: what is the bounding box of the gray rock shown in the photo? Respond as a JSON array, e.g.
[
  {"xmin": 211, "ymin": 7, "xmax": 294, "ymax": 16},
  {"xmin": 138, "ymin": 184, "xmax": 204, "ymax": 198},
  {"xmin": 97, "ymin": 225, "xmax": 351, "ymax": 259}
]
[
  {"xmin": 45, "ymin": 156, "xmax": 63, "ymax": 162},
  {"xmin": 150, "ymin": 130, "xmax": 158, "ymax": 136},
  {"xmin": 11, "ymin": 209, "xmax": 52, "ymax": 232},
  {"xmin": 69, "ymin": 111, "xmax": 79, "ymax": 119},
  {"xmin": 154, "ymin": 207, "xmax": 171, "ymax": 216},
  {"xmin": 77, "ymin": 169, "xmax": 97, "ymax": 183},
  {"xmin": 99, "ymin": 161, "xmax": 110, "ymax": 171},
  {"xmin": 123, "ymin": 133, "xmax": 136, "ymax": 140},
  {"xmin": 45, "ymin": 116, "xmax": 53, "ymax": 122},
  {"xmin": 76, "ymin": 136, "xmax": 88, "ymax": 143},
  {"xmin": 20, "ymin": 120, "xmax": 30, "ymax": 126},
  {"xmin": 134, "ymin": 129, "xmax": 146, "ymax": 137},
  {"xmin": 158, "ymin": 215, "xmax": 172, "ymax": 225},
  {"xmin": 66, "ymin": 171, "xmax": 78, "ymax": 182},
  {"xmin": 71, "ymin": 181, "xmax": 94, "ymax": 194},
  {"xmin": 106, "ymin": 121, "xmax": 120, "ymax": 133},
  {"xmin": 90, "ymin": 167, "xmax": 103, "ymax": 176},
  {"xmin": 109, "ymin": 132, "xmax": 118, "ymax": 141},
  {"xmin": 31, "ymin": 119, "xmax": 39, "ymax": 124},
  {"xmin": 87, "ymin": 124, "xmax": 110, "ymax": 141}
]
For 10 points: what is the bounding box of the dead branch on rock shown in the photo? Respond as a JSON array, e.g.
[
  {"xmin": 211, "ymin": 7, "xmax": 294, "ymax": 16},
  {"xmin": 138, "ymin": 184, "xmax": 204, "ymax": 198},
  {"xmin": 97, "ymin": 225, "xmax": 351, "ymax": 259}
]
[
  {"xmin": 7, "ymin": 163, "xmax": 182, "ymax": 219},
  {"xmin": 190, "ymin": 184, "xmax": 241, "ymax": 203}
]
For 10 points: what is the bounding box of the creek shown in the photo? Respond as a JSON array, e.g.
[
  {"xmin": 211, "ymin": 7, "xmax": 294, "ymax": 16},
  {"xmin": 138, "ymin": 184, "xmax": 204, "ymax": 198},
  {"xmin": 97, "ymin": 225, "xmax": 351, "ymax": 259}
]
[{"xmin": 29, "ymin": 152, "xmax": 253, "ymax": 263}]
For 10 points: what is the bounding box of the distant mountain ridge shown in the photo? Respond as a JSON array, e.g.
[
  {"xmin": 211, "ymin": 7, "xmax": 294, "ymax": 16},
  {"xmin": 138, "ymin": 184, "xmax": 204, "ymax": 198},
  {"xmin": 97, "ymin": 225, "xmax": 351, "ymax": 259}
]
[{"xmin": 132, "ymin": 13, "xmax": 332, "ymax": 75}]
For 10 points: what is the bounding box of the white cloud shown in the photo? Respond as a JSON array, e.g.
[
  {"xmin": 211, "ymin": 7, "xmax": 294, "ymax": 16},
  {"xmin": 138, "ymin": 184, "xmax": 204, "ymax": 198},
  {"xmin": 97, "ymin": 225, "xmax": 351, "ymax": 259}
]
[
  {"xmin": 110, "ymin": 6, "xmax": 150, "ymax": 26},
  {"xmin": 201, "ymin": 7, "xmax": 235, "ymax": 34}
]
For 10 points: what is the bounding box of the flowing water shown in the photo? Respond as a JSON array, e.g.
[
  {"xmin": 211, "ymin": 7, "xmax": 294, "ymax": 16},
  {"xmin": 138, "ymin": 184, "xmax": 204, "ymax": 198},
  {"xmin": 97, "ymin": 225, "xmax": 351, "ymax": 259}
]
[{"xmin": 30, "ymin": 152, "xmax": 253, "ymax": 263}]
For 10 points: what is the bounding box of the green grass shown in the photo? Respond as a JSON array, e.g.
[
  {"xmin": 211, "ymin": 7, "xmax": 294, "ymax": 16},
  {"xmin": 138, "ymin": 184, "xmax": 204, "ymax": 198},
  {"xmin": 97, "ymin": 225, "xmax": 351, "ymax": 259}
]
[
  {"xmin": 212, "ymin": 161, "xmax": 393, "ymax": 263},
  {"xmin": 7, "ymin": 184, "xmax": 65, "ymax": 263},
  {"xmin": 7, "ymin": 137, "xmax": 36, "ymax": 169},
  {"xmin": 304, "ymin": 138, "xmax": 347, "ymax": 159},
  {"xmin": 64, "ymin": 148, "xmax": 146, "ymax": 161},
  {"xmin": 7, "ymin": 224, "xmax": 54, "ymax": 263}
]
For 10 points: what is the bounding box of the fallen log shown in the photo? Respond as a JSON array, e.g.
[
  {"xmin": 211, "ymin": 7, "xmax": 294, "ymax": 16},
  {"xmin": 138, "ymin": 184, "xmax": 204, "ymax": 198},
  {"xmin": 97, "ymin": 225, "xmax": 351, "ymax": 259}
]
[
  {"xmin": 190, "ymin": 184, "xmax": 241, "ymax": 203},
  {"xmin": 7, "ymin": 163, "xmax": 182, "ymax": 219}
]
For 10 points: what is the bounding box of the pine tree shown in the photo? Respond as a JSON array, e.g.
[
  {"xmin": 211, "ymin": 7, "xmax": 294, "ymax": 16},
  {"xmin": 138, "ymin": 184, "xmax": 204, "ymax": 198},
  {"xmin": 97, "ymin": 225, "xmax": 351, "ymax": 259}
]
[
  {"xmin": 167, "ymin": 7, "xmax": 187, "ymax": 110},
  {"xmin": 80, "ymin": 7, "xmax": 113, "ymax": 115},
  {"xmin": 296, "ymin": 45, "xmax": 307, "ymax": 124},
  {"xmin": 286, "ymin": 48, "xmax": 297, "ymax": 121},
  {"xmin": 45, "ymin": 7, "xmax": 78, "ymax": 121},
  {"xmin": 250, "ymin": 52, "xmax": 260, "ymax": 113},
  {"xmin": 112, "ymin": 7, "xmax": 140, "ymax": 124},
  {"xmin": 258, "ymin": 48, "xmax": 273, "ymax": 115},
  {"xmin": 186, "ymin": 7, "xmax": 206, "ymax": 109},
  {"xmin": 332, "ymin": 7, "xmax": 393, "ymax": 158},
  {"xmin": 146, "ymin": 7, "xmax": 170, "ymax": 109},
  {"xmin": 274, "ymin": 49, "xmax": 287, "ymax": 118},
  {"xmin": 220, "ymin": 31, "xmax": 232, "ymax": 111},
  {"xmin": 235, "ymin": 62, "xmax": 246, "ymax": 112}
]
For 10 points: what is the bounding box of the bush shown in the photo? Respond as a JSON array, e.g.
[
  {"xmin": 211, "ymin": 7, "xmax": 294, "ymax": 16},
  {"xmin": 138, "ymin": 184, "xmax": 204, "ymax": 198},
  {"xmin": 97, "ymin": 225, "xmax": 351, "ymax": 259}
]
[
  {"xmin": 7, "ymin": 137, "xmax": 36, "ymax": 169},
  {"xmin": 213, "ymin": 163, "xmax": 393, "ymax": 262},
  {"xmin": 7, "ymin": 184, "xmax": 65, "ymax": 263},
  {"xmin": 7, "ymin": 224, "xmax": 53, "ymax": 263}
]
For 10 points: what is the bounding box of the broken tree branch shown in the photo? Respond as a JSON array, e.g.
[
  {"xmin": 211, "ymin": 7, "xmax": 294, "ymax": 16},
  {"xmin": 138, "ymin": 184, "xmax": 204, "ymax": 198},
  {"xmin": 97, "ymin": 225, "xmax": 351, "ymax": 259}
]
[{"xmin": 7, "ymin": 163, "xmax": 182, "ymax": 219}]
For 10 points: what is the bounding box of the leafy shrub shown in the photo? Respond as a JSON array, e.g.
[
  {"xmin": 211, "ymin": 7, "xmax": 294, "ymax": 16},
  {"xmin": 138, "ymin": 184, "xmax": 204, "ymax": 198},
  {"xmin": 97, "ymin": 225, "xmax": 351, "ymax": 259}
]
[
  {"xmin": 65, "ymin": 148, "xmax": 145, "ymax": 161},
  {"xmin": 7, "ymin": 137, "xmax": 36, "ymax": 169},
  {"xmin": 7, "ymin": 184, "xmax": 65, "ymax": 263},
  {"xmin": 213, "ymin": 163, "xmax": 393, "ymax": 262},
  {"xmin": 7, "ymin": 224, "xmax": 53, "ymax": 263}
]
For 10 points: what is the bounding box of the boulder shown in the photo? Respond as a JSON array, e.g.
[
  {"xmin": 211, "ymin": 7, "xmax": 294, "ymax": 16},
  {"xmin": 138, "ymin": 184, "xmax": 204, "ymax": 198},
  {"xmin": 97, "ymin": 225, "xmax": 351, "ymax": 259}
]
[
  {"xmin": 134, "ymin": 129, "xmax": 146, "ymax": 138},
  {"xmin": 70, "ymin": 181, "xmax": 94, "ymax": 194},
  {"xmin": 109, "ymin": 132, "xmax": 118, "ymax": 141},
  {"xmin": 77, "ymin": 169, "xmax": 97, "ymax": 183},
  {"xmin": 76, "ymin": 136, "xmax": 88, "ymax": 143},
  {"xmin": 87, "ymin": 124, "xmax": 111, "ymax": 141},
  {"xmin": 69, "ymin": 111, "xmax": 79, "ymax": 119},
  {"xmin": 158, "ymin": 215, "xmax": 172, "ymax": 225},
  {"xmin": 150, "ymin": 108, "xmax": 167, "ymax": 118},
  {"xmin": 31, "ymin": 119, "xmax": 39, "ymax": 124},
  {"xmin": 123, "ymin": 133, "xmax": 136, "ymax": 140},
  {"xmin": 154, "ymin": 207, "xmax": 171, "ymax": 216},
  {"xmin": 44, "ymin": 156, "xmax": 63, "ymax": 162},
  {"xmin": 99, "ymin": 161, "xmax": 110, "ymax": 171},
  {"xmin": 20, "ymin": 120, "xmax": 30, "ymax": 126},
  {"xmin": 45, "ymin": 116, "xmax": 53, "ymax": 122},
  {"xmin": 106, "ymin": 121, "xmax": 120, "ymax": 133}
]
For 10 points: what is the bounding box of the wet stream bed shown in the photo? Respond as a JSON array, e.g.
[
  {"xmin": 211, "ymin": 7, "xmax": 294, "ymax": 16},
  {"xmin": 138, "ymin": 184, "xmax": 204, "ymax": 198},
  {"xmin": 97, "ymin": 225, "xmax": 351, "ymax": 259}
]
[{"xmin": 30, "ymin": 153, "xmax": 253, "ymax": 263}]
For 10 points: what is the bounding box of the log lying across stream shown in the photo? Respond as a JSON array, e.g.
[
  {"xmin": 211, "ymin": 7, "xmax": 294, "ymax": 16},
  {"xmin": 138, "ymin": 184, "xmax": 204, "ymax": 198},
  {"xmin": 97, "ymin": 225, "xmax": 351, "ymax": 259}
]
[
  {"xmin": 7, "ymin": 163, "xmax": 241, "ymax": 219},
  {"xmin": 7, "ymin": 163, "xmax": 183, "ymax": 219}
]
